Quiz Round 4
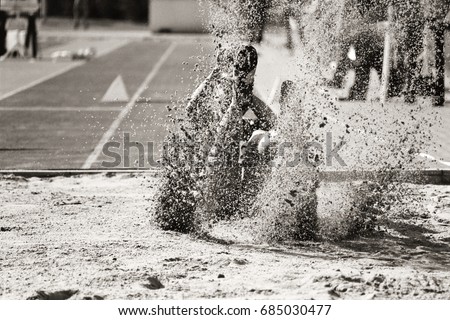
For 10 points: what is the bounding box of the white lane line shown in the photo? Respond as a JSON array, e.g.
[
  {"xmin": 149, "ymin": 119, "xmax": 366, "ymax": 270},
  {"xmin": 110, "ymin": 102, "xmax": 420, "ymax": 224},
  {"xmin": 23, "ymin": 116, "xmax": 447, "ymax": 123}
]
[
  {"xmin": 267, "ymin": 76, "xmax": 281, "ymax": 105},
  {"xmin": 0, "ymin": 62, "xmax": 84, "ymax": 101},
  {"xmin": 82, "ymin": 42, "xmax": 177, "ymax": 169},
  {"xmin": 0, "ymin": 41, "xmax": 131, "ymax": 102},
  {"xmin": 418, "ymin": 153, "xmax": 450, "ymax": 168},
  {"xmin": 0, "ymin": 106, "xmax": 122, "ymax": 112}
]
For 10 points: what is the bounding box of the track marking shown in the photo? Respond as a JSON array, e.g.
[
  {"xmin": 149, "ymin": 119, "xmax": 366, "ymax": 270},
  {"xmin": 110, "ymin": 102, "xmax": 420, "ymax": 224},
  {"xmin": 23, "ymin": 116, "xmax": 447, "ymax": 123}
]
[
  {"xmin": 0, "ymin": 41, "xmax": 131, "ymax": 102},
  {"xmin": 0, "ymin": 106, "xmax": 122, "ymax": 112},
  {"xmin": 101, "ymin": 75, "xmax": 130, "ymax": 103},
  {"xmin": 82, "ymin": 42, "xmax": 178, "ymax": 169},
  {"xmin": 418, "ymin": 153, "xmax": 450, "ymax": 168}
]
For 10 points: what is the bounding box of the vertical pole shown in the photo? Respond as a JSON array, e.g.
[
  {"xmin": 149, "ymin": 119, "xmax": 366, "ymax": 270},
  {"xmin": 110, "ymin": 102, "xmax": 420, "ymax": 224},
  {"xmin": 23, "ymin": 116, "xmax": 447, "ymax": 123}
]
[
  {"xmin": 434, "ymin": 24, "xmax": 445, "ymax": 106},
  {"xmin": 380, "ymin": 5, "xmax": 394, "ymax": 104},
  {"xmin": 148, "ymin": 0, "xmax": 151, "ymax": 32},
  {"xmin": 41, "ymin": 0, "xmax": 47, "ymax": 22}
]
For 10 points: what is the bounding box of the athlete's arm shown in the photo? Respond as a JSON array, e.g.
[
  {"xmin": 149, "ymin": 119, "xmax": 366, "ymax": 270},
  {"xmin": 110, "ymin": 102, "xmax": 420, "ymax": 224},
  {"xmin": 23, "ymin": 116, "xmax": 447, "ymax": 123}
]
[
  {"xmin": 186, "ymin": 68, "xmax": 220, "ymax": 116},
  {"xmin": 251, "ymin": 95, "xmax": 276, "ymax": 130}
]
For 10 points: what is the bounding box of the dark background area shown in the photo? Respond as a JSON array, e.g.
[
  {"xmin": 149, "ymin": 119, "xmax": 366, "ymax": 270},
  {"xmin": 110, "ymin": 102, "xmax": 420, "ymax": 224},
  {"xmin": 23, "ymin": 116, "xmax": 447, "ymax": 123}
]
[{"xmin": 46, "ymin": 0, "xmax": 149, "ymax": 22}]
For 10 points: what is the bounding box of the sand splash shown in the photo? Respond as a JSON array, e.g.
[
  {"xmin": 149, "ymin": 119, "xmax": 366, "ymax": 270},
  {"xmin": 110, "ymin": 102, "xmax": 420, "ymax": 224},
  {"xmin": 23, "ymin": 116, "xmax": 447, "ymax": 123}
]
[{"xmin": 155, "ymin": 0, "xmax": 438, "ymax": 242}]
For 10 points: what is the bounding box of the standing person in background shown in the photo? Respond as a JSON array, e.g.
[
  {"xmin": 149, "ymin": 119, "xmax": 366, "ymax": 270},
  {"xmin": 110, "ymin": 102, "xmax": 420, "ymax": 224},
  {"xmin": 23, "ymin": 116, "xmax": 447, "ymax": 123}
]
[
  {"xmin": 25, "ymin": 9, "xmax": 38, "ymax": 60},
  {"xmin": 73, "ymin": 0, "xmax": 89, "ymax": 30},
  {"xmin": 329, "ymin": 0, "xmax": 385, "ymax": 100},
  {"xmin": 0, "ymin": 10, "xmax": 7, "ymax": 57}
]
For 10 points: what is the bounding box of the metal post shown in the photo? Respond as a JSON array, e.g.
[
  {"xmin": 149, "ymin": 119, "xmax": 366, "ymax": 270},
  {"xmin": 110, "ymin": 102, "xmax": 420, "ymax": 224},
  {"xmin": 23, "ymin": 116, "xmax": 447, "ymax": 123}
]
[{"xmin": 380, "ymin": 5, "xmax": 394, "ymax": 104}]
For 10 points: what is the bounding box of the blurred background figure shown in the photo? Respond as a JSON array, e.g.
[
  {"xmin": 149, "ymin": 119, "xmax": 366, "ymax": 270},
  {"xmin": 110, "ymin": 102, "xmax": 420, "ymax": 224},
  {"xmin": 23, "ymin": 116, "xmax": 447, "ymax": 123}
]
[
  {"xmin": 0, "ymin": 9, "xmax": 7, "ymax": 56},
  {"xmin": 283, "ymin": 2, "xmax": 293, "ymax": 50},
  {"xmin": 282, "ymin": 0, "xmax": 299, "ymax": 50},
  {"xmin": 388, "ymin": 0, "xmax": 449, "ymax": 105},
  {"xmin": 283, "ymin": 0, "xmax": 307, "ymax": 49},
  {"xmin": 239, "ymin": 0, "xmax": 272, "ymax": 44},
  {"xmin": 73, "ymin": 0, "xmax": 89, "ymax": 29},
  {"xmin": 25, "ymin": 9, "xmax": 38, "ymax": 60},
  {"xmin": 329, "ymin": 0, "xmax": 449, "ymax": 104},
  {"xmin": 0, "ymin": 1, "xmax": 40, "ymax": 60},
  {"xmin": 421, "ymin": 0, "xmax": 450, "ymax": 106},
  {"xmin": 392, "ymin": 0, "xmax": 426, "ymax": 104},
  {"xmin": 329, "ymin": 0, "xmax": 386, "ymax": 101}
]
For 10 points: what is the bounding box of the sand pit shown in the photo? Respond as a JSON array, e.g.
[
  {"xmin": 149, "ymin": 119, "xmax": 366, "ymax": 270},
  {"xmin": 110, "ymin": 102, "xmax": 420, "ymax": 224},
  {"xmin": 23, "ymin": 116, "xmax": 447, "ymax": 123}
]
[{"xmin": 1, "ymin": 173, "xmax": 449, "ymax": 300}]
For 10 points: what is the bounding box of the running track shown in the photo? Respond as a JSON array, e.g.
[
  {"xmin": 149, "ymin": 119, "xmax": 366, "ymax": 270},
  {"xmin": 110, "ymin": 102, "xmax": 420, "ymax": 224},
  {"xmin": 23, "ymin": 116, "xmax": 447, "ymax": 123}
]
[
  {"xmin": 0, "ymin": 38, "xmax": 215, "ymax": 169},
  {"xmin": 0, "ymin": 36, "xmax": 449, "ymax": 171}
]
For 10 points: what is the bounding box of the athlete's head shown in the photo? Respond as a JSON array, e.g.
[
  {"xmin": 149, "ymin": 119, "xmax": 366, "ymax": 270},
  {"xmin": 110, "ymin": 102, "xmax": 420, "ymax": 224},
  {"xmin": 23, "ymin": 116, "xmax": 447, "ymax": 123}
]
[{"xmin": 233, "ymin": 45, "xmax": 258, "ymax": 93}]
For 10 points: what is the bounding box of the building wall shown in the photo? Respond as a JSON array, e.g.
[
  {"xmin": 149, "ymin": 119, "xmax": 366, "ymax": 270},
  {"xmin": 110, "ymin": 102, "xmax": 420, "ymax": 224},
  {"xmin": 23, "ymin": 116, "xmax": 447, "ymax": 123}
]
[
  {"xmin": 149, "ymin": 0, "xmax": 208, "ymax": 33},
  {"xmin": 45, "ymin": 0, "xmax": 148, "ymax": 21}
]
